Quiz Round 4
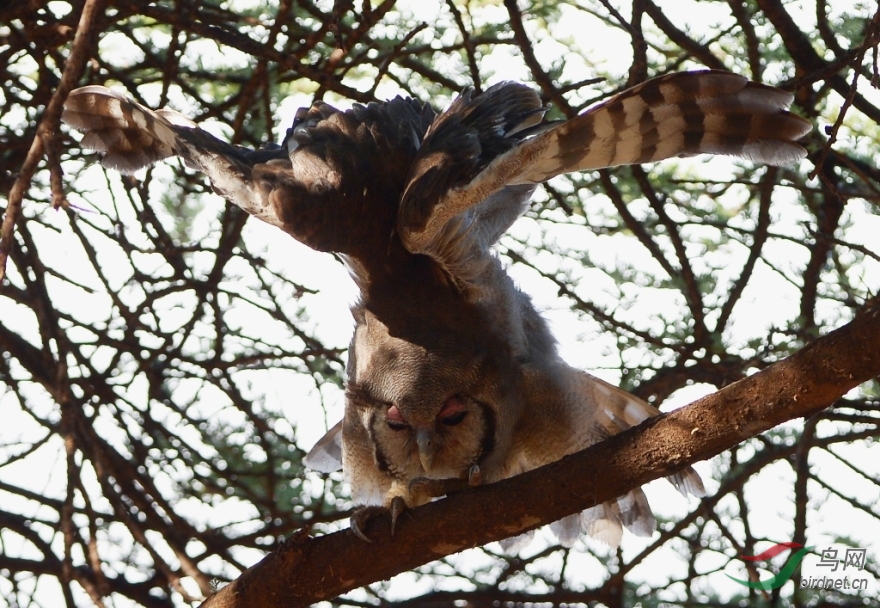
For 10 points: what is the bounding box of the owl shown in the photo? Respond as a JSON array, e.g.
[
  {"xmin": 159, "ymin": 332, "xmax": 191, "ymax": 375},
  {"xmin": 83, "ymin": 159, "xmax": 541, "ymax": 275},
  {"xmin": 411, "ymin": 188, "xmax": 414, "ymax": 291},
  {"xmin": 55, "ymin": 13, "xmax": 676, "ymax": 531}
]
[{"xmin": 62, "ymin": 71, "xmax": 811, "ymax": 548}]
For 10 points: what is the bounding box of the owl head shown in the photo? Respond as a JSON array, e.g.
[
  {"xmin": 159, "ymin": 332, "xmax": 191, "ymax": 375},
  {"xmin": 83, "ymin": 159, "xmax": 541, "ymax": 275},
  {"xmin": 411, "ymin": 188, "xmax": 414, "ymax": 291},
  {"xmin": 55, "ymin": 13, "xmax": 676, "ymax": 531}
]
[{"xmin": 346, "ymin": 308, "xmax": 504, "ymax": 491}]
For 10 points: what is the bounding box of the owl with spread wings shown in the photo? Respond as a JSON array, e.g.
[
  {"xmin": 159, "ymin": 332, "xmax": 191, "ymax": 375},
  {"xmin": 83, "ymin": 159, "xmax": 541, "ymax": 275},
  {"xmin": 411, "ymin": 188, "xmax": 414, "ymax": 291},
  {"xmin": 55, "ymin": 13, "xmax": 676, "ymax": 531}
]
[{"xmin": 62, "ymin": 71, "xmax": 810, "ymax": 548}]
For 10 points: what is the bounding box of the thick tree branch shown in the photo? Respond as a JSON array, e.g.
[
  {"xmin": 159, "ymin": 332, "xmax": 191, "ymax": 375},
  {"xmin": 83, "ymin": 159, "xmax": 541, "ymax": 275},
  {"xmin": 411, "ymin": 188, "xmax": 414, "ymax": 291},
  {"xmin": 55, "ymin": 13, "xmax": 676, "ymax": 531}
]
[{"xmin": 201, "ymin": 299, "xmax": 880, "ymax": 607}]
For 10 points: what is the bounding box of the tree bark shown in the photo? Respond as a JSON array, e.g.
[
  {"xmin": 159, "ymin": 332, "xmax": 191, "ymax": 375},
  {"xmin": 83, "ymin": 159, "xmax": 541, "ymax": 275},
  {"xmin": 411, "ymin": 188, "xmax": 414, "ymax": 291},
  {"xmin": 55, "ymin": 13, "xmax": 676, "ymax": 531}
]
[{"xmin": 200, "ymin": 298, "xmax": 880, "ymax": 608}]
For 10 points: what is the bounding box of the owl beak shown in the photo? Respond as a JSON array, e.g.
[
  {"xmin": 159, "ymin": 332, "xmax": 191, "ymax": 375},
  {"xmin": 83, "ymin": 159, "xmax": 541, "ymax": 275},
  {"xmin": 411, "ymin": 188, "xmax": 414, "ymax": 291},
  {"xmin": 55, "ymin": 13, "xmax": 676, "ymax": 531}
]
[{"xmin": 416, "ymin": 429, "xmax": 436, "ymax": 472}]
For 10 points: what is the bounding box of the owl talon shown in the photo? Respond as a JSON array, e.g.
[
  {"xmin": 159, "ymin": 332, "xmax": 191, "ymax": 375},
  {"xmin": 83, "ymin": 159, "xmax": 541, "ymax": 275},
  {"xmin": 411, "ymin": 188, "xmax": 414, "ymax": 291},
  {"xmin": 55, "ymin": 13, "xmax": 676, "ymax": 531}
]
[
  {"xmin": 349, "ymin": 499, "xmax": 410, "ymax": 541},
  {"xmin": 350, "ymin": 521, "xmax": 373, "ymax": 543},
  {"xmin": 390, "ymin": 496, "xmax": 407, "ymax": 536},
  {"xmin": 349, "ymin": 505, "xmax": 386, "ymax": 542}
]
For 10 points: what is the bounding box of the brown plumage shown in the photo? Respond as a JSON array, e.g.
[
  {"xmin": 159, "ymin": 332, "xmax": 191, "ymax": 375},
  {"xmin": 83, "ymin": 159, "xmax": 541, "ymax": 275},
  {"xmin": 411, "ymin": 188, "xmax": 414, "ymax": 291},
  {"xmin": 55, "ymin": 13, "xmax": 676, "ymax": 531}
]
[{"xmin": 62, "ymin": 71, "xmax": 810, "ymax": 548}]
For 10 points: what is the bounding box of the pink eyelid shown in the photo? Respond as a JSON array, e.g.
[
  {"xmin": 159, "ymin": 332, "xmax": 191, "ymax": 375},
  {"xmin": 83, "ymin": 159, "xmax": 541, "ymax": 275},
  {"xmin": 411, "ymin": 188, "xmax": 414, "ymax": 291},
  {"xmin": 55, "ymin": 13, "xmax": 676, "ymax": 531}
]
[
  {"xmin": 387, "ymin": 405, "xmax": 405, "ymax": 423},
  {"xmin": 437, "ymin": 395, "xmax": 466, "ymax": 419},
  {"xmin": 386, "ymin": 398, "xmax": 465, "ymax": 424}
]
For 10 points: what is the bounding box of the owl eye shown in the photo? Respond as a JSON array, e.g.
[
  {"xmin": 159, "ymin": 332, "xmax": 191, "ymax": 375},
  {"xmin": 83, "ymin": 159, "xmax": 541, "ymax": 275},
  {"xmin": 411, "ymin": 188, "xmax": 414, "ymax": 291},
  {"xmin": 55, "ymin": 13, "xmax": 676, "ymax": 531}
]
[
  {"xmin": 386, "ymin": 405, "xmax": 408, "ymax": 431},
  {"xmin": 437, "ymin": 395, "xmax": 468, "ymax": 426},
  {"xmin": 440, "ymin": 410, "xmax": 468, "ymax": 426}
]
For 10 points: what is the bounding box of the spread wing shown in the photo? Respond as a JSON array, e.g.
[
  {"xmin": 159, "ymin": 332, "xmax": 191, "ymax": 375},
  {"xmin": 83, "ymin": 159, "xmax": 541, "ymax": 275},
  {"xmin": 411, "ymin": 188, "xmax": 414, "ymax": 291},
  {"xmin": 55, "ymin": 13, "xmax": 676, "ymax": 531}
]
[
  {"xmin": 395, "ymin": 82, "xmax": 547, "ymax": 290},
  {"xmin": 62, "ymin": 86, "xmax": 292, "ymax": 229},
  {"xmin": 398, "ymin": 71, "xmax": 812, "ymax": 270},
  {"xmin": 62, "ymin": 86, "xmax": 434, "ymax": 257}
]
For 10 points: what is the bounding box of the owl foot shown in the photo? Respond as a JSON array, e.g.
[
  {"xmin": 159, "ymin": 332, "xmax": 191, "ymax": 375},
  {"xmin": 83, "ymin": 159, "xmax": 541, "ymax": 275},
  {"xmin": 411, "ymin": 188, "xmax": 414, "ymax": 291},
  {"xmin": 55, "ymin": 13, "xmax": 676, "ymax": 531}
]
[
  {"xmin": 349, "ymin": 496, "xmax": 407, "ymax": 542},
  {"xmin": 408, "ymin": 464, "xmax": 483, "ymax": 499}
]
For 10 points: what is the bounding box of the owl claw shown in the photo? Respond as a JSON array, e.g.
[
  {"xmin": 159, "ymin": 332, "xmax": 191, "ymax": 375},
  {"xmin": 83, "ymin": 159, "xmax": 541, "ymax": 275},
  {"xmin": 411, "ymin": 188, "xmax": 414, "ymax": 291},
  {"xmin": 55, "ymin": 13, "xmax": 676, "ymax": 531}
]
[
  {"xmin": 349, "ymin": 505, "xmax": 384, "ymax": 542},
  {"xmin": 349, "ymin": 498, "xmax": 409, "ymax": 541},
  {"xmin": 389, "ymin": 496, "xmax": 406, "ymax": 536},
  {"xmin": 468, "ymin": 464, "xmax": 482, "ymax": 486},
  {"xmin": 350, "ymin": 521, "xmax": 373, "ymax": 543}
]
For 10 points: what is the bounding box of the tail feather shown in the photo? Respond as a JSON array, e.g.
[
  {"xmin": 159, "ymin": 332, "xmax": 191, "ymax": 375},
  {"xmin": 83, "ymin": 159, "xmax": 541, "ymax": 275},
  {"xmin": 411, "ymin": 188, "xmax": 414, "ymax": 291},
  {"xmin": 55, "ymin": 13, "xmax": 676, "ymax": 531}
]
[
  {"xmin": 579, "ymin": 372, "xmax": 706, "ymax": 496},
  {"xmin": 546, "ymin": 489, "xmax": 657, "ymax": 549},
  {"xmin": 581, "ymin": 503, "xmax": 623, "ymax": 548},
  {"xmin": 498, "ymin": 529, "xmax": 535, "ymax": 553},
  {"xmin": 616, "ymin": 488, "xmax": 657, "ymax": 537},
  {"xmin": 549, "ymin": 513, "xmax": 582, "ymax": 548},
  {"xmin": 564, "ymin": 370, "xmax": 706, "ymax": 547},
  {"xmin": 667, "ymin": 468, "xmax": 707, "ymax": 498}
]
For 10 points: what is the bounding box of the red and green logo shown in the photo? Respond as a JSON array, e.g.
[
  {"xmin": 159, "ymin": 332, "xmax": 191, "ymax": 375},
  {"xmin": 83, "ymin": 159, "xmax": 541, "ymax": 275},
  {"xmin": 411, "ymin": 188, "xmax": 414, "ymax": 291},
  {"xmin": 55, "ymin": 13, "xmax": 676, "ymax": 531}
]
[{"xmin": 727, "ymin": 542, "xmax": 814, "ymax": 590}]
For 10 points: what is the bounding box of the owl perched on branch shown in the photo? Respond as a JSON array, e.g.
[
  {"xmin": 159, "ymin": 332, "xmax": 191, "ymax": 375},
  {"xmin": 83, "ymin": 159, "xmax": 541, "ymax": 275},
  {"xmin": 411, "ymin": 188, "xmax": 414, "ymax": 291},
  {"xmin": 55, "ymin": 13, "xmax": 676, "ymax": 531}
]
[{"xmin": 62, "ymin": 71, "xmax": 810, "ymax": 548}]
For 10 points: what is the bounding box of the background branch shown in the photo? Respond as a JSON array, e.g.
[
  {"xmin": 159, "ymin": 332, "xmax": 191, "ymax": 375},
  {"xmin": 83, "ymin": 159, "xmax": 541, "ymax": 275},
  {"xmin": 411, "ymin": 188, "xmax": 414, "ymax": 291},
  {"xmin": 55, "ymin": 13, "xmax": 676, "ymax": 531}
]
[{"xmin": 0, "ymin": 0, "xmax": 106, "ymax": 281}]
